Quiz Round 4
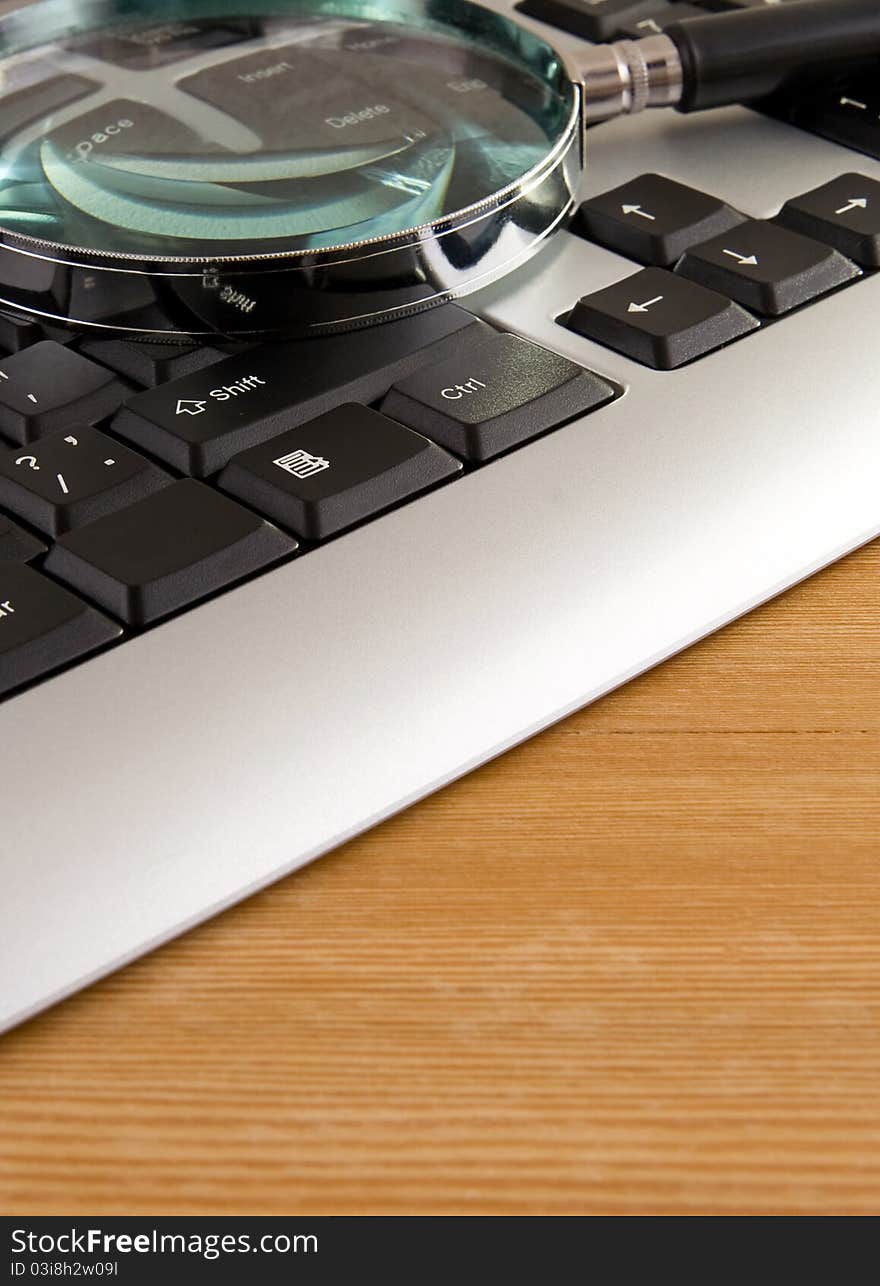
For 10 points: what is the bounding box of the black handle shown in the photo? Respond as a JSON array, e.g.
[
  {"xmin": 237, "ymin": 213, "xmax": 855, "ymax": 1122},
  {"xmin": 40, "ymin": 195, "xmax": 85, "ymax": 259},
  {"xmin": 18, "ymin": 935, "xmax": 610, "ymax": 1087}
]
[{"xmin": 665, "ymin": 0, "xmax": 880, "ymax": 113}]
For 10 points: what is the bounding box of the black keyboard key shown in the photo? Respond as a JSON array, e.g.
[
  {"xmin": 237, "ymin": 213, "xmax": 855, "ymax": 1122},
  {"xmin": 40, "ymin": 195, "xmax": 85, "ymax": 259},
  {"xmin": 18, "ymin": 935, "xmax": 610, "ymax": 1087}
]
[
  {"xmin": 381, "ymin": 332, "xmax": 616, "ymax": 462},
  {"xmin": 0, "ymin": 310, "xmax": 42, "ymax": 354},
  {"xmin": 0, "ymin": 73, "xmax": 98, "ymax": 136},
  {"xmin": 79, "ymin": 338, "xmax": 229, "ymax": 387},
  {"xmin": 676, "ymin": 220, "xmax": 861, "ymax": 316},
  {"xmin": 516, "ymin": 0, "xmax": 661, "ymax": 41},
  {"xmin": 0, "ymin": 246, "xmax": 69, "ymax": 316},
  {"xmin": 0, "ymin": 561, "xmax": 120, "ymax": 697},
  {"xmin": 76, "ymin": 19, "xmax": 258, "ymax": 69},
  {"xmin": 111, "ymin": 306, "xmax": 487, "ymax": 477},
  {"xmin": 0, "ymin": 427, "xmax": 170, "ymax": 537},
  {"xmin": 617, "ymin": 3, "xmax": 705, "ymax": 36},
  {"xmin": 0, "ymin": 342, "xmax": 129, "ymax": 445},
  {"xmin": 574, "ymin": 174, "xmax": 745, "ymax": 268},
  {"xmin": 0, "ymin": 515, "xmax": 46, "ymax": 564},
  {"xmin": 219, "ymin": 404, "xmax": 460, "ymax": 541},
  {"xmin": 566, "ymin": 267, "xmax": 759, "ymax": 369},
  {"xmin": 766, "ymin": 73, "xmax": 880, "ymax": 163},
  {"xmin": 180, "ymin": 46, "xmax": 437, "ymax": 161},
  {"xmin": 45, "ymin": 480, "xmax": 296, "ymax": 626},
  {"xmin": 775, "ymin": 174, "xmax": 880, "ymax": 269}
]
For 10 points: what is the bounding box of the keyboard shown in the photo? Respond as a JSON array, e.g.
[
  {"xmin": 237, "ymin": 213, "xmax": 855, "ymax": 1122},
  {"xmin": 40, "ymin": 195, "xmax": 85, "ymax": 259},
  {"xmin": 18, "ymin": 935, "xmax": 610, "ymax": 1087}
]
[
  {"xmin": 0, "ymin": 313, "xmax": 620, "ymax": 695},
  {"xmin": 2, "ymin": 0, "xmax": 879, "ymax": 1030}
]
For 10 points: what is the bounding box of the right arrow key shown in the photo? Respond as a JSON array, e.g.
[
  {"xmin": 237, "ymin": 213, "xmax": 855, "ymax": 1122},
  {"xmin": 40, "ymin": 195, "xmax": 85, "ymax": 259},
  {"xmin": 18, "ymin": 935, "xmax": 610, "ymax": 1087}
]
[{"xmin": 675, "ymin": 219, "xmax": 861, "ymax": 317}]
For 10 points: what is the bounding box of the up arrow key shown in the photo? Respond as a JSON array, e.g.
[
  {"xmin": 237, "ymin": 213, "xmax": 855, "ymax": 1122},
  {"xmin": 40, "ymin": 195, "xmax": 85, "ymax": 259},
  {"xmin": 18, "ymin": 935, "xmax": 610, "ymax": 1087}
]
[{"xmin": 176, "ymin": 398, "xmax": 207, "ymax": 416}]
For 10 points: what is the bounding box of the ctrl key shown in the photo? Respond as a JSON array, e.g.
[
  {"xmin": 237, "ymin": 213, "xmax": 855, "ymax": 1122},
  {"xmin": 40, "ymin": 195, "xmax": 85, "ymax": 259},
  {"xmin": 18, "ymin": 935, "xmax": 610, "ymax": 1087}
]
[{"xmin": 0, "ymin": 562, "xmax": 121, "ymax": 697}]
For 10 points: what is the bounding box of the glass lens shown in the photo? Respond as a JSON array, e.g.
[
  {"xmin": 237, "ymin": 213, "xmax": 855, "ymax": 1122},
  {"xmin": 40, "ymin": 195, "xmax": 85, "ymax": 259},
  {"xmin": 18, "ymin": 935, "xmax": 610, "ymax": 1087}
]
[{"xmin": 0, "ymin": 0, "xmax": 575, "ymax": 259}]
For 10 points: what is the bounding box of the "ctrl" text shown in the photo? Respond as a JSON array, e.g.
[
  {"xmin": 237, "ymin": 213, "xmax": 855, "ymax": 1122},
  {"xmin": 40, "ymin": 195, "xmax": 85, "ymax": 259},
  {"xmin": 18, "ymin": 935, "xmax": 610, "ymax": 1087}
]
[{"xmin": 441, "ymin": 377, "xmax": 487, "ymax": 400}]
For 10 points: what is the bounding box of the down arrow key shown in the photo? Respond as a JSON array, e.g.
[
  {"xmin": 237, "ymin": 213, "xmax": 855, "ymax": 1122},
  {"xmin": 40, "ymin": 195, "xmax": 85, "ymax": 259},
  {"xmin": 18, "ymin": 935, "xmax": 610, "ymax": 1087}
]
[{"xmin": 676, "ymin": 217, "xmax": 861, "ymax": 316}]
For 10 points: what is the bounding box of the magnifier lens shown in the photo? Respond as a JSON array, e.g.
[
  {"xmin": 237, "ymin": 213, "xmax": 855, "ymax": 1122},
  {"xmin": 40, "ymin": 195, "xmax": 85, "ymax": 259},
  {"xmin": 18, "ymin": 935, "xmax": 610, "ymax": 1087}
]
[{"xmin": 0, "ymin": 1, "xmax": 580, "ymax": 335}]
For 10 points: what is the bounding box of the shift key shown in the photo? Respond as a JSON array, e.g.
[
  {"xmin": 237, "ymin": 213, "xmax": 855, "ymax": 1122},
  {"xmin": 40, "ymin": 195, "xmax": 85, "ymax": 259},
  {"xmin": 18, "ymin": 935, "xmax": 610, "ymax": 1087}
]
[{"xmin": 111, "ymin": 308, "xmax": 488, "ymax": 477}]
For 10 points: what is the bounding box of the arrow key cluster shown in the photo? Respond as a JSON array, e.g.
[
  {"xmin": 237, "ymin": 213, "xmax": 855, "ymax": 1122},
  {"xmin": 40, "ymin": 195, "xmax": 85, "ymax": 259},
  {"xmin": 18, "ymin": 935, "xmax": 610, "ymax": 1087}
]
[
  {"xmin": 573, "ymin": 174, "xmax": 745, "ymax": 267},
  {"xmin": 675, "ymin": 218, "xmax": 861, "ymax": 316}
]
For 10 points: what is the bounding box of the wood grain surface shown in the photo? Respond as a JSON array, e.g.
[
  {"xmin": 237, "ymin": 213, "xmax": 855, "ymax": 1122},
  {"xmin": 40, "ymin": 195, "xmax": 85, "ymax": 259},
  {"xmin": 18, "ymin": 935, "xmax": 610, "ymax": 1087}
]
[{"xmin": 1, "ymin": 541, "xmax": 878, "ymax": 1216}]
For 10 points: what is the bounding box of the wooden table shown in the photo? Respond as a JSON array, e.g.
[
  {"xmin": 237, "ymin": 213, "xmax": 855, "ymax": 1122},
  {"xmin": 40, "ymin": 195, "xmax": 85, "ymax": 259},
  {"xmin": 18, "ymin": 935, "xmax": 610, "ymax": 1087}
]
[{"xmin": 2, "ymin": 542, "xmax": 878, "ymax": 1216}]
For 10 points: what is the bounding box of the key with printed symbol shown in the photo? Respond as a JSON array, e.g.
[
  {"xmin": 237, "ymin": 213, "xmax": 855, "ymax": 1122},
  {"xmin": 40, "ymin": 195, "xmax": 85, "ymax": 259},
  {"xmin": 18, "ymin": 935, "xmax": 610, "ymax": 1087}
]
[
  {"xmin": 675, "ymin": 219, "xmax": 861, "ymax": 316},
  {"xmin": 111, "ymin": 306, "xmax": 488, "ymax": 476},
  {"xmin": 45, "ymin": 480, "xmax": 297, "ymax": 627},
  {"xmin": 0, "ymin": 514, "xmax": 46, "ymax": 564},
  {"xmin": 0, "ymin": 560, "xmax": 121, "ymax": 698},
  {"xmin": 0, "ymin": 342, "xmax": 129, "ymax": 445},
  {"xmin": 574, "ymin": 174, "xmax": 745, "ymax": 268},
  {"xmin": 381, "ymin": 332, "xmax": 616, "ymax": 462},
  {"xmin": 218, "ymin": 403, "xmax": 461, "ymax": 541},
  {"xmin": 775, "ymin": 174, "xmax": 880, "ymax": 269},
  {"xmin": 0, "ymin": 427, "xmax": 171, "ymax": 537},
  {"xmin": 616, "ymin": 4, "xmax": 705, "ymax": 38},
  {"xmin": 516, "ymin": 0, "xmax": 663, "ymax": 42},
  {"xmin": 566, "ymin": 267, "xmax": 759, "ymax": 370}
]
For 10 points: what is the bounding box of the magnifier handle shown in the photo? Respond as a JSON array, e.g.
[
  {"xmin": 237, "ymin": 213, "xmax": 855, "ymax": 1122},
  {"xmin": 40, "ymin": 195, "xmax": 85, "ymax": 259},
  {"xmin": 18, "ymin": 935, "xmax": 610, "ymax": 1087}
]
[{"xmin": 578, "ymin": 0, "xmax": 880, "ymax": 123}]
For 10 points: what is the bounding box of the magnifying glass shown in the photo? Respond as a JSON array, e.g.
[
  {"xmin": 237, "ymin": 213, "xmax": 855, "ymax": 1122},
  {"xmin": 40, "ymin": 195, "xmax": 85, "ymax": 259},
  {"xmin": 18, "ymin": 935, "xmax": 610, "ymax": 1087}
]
[{"xmin": 0, "ymin": 0, "xmax": 876, "ymax": 339}]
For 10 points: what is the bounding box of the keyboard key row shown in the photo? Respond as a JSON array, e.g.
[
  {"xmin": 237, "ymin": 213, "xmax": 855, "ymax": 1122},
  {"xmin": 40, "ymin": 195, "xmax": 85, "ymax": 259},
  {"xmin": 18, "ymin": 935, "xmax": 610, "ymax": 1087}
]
[
  {"xmin": 0, "ymin": 311, "xmax": 621, "ymax": 698},
  {"xmin": 574, "ymin": 172, "xmax": 880, "ymax": 272},
  {"xmin": 111, "ymin": 306, "xmax": 486, "ymax": 477},
  {"xmin": 107, "ymin": 326, "xmax": 616, "ymax": 477},
  {"xmin": 566, "ymin": 172, "xmax": 875, "ymax": 367}
]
